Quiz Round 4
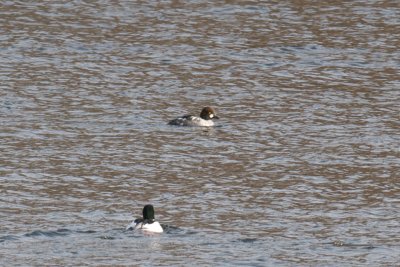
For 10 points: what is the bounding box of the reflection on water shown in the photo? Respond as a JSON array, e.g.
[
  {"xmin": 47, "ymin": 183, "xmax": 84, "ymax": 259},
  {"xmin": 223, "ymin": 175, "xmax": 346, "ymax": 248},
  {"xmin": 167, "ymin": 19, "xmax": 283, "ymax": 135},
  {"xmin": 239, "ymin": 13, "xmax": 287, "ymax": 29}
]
[{"xmin": 1, "ymin": 0, "xmax": 399, "ymax": 265}]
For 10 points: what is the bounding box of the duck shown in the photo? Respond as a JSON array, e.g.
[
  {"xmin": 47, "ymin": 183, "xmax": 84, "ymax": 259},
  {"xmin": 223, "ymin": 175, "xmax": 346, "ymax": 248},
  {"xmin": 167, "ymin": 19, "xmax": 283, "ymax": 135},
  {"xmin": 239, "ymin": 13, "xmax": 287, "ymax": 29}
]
[
  {"xmin": 126, "ymin": 204, "xmax": 163, "ymax": 233},
  {"xmin": 168, "ymin": 107, "xmax": 219, "ymax": 127}
]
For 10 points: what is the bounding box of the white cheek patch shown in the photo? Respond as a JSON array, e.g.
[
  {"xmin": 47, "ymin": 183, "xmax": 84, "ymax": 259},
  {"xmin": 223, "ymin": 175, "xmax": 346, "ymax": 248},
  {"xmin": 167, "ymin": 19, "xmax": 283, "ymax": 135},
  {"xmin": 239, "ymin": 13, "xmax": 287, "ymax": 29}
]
[{"xmin": 209, "ymin": 114, "xmax": 214, "ymax": 118}]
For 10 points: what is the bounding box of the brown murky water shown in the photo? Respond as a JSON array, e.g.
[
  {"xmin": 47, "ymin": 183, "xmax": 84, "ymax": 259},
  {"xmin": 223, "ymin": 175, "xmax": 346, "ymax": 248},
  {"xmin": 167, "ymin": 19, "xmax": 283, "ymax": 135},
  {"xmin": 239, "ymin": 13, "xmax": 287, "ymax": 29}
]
[{"xmin": 1, "ymin": 1, "xmax": 399, "ymax": 266}]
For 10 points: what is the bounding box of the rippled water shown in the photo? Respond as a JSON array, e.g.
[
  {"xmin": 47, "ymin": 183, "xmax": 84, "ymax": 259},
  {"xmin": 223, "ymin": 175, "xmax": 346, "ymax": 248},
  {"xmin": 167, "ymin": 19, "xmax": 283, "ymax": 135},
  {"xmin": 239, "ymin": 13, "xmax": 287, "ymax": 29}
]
[{"xmin": 1, "ymin": 1, "xmax": 399, "ymax": 266}]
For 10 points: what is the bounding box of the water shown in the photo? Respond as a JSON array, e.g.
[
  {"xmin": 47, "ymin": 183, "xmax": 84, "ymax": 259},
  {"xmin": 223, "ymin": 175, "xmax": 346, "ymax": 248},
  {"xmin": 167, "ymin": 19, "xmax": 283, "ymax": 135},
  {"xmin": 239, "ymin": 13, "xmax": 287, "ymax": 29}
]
[{"xmin": 1, "ymin": 1, "xmax": 399, "ymax": 265}]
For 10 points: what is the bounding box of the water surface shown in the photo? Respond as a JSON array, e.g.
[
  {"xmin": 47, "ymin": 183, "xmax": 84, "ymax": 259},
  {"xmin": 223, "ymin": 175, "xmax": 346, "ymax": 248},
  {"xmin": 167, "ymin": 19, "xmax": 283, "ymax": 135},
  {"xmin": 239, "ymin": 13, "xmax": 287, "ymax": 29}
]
[{"xmin": 1, "ymin": 1, "xmax": 399, "ymax": 266}]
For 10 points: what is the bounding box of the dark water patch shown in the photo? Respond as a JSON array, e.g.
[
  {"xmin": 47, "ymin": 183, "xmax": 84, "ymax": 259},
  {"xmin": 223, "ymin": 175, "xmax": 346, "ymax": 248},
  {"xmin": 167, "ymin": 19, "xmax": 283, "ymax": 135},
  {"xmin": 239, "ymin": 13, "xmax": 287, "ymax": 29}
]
[
  {"xmin": 99, "ymin": 235, "xmax": 115, "ymax": 240},
  {"xmin": 76, "ymin": 229, "xmax": 97, "ymax": 234},
  {"xmin": 1, "ymin": 228, "xmax": 99, "ymax": 242},
  {"xmin": 331, "ymin": 240, "xmax": 377, "ymax": 250},
  {"xmin": 161, "ymin": 224, "xmax": 185, "ymax": 234},
  {"xmin": 23, "ymin": 228, "xmax": 71, "ymax": 238},
  {"xmin": 0, "ymin": 235, "xmax": 18, "ymax": 243}
]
